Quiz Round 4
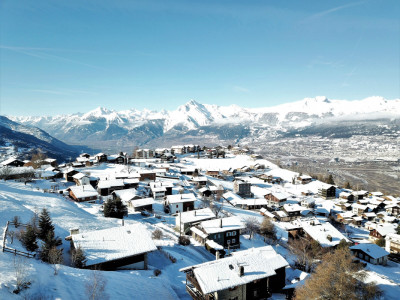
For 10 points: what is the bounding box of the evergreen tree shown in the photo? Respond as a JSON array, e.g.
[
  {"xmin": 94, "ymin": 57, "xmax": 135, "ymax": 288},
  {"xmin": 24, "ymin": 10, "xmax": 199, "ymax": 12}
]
[
  {"xmin": 344, "ymin": 181, "xmax": 352, "ymax": 189},
  {"xmin": 21, "ymin": 225, "xmax": 38, "ymax": 252},
  {"xmin": 103, "ymin": 198, "xmax": 128, "ymax": 219},
  {"xmin": 326, "ymin": 174, "xmax": 335, "ymax": 185},
  {"xmin": 38, "ymin": 208, "xmax": 54, "ymax": 240},
  {"xmin": 72, "ymin": 246, "xmax": 87, "ymax": 268},
  {"xmin": 40, "ymin": 229, "xmax": 62, "ymax": 262}
]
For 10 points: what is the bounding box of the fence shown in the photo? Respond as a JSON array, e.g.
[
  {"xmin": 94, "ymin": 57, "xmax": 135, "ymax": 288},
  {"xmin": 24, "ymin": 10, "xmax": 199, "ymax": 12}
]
[{"xmin": 2, "ymin": 220, "xmax": 35, "ymax": 259}]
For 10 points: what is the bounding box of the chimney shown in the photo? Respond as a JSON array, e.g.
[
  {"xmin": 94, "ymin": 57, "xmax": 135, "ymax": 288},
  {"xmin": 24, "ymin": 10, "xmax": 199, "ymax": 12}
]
[
  {"xmin": 238, "ymin": 265, "xmax": 244, "ymax": 277},
  {"xmin": 216, "ymin": 251, "xmax": 220, "ymax": 260},
  {"xmin": 122, "ymin": 219, "xmax": 124, "ymax": 226},
  {"xmin": 220, "ymin": 218, "xmax": 223, "ymax": 228},
  {"xmin": 194, "ymin": 210, "xmax": 197, "ymax": 216}
]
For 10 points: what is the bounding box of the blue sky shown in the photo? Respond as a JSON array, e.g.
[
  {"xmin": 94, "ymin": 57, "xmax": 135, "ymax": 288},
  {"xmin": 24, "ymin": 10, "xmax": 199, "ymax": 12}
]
[{"xmin": 0, "ymin": 0, "xmax": 399, "ymax": 116}]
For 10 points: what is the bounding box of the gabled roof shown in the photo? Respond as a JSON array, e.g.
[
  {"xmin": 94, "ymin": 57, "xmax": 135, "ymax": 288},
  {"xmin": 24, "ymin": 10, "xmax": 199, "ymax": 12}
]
[
  {"xmin": 69, "ymin": 185, "xmax": 98, "ymax": 199},
  {"xmin": 179, "ymin": 208, "xmax": 215, "ymax": 224},
  {"xmin": 71, "ymin": 224, "xmax": 157, "ymax": 267},
  {"xmin": 180, "ymin": 246, "xmax": 288, "ymax": 294},
  {"xmin": 200, "ymin": 216, "xmax": 245, "ymax": 234},
  {"xmin": 350, "ymin": 243, "xmax": 389, "ymax": 259},
  {"xmin": 112, "ymin": 188, "xmax": 138, "ymax": 201},
  {"xmin": 166, "ymin": 193, "xmax": 197, "ymax": 204}
]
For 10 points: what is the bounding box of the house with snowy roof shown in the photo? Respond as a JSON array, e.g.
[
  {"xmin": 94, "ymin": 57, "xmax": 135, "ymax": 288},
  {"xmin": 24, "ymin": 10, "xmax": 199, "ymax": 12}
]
[
  {"xmin": 72, "ymin": 173, "xmax": 90, "ymax": 186},
  {"xmin": 191, "ymin": 216, "xmax": 245, "ymax": 250},
  {"xmin": 149, "ymin": 181, "xmax": 173, "ymax": 199},
  {"xmin": 70, "ymin": 224, "xmax": 157, "ymax": 270},
  {"xmin": 369, "ymin": 223, "xmax": 396, "ymax": 242},
  {"xmin": 385, "ymin": 233, "xmax": 400, "ymax": 254},
  {"xmin": 0, "ymin": 157, "xmax": 25, "ymax": 167},
  {"xmin": 180, "ymin": 246, "xmax": 289, "ymax": 300},
  {"xmin": 94, "ymin": 153, "xmax": 108, "ymax": 163},
  {"xmin": 350, "ymin": 243, "xmax": 389, "ymax": 265},
  {"xmin": 164, "ymin": 193, "xmax": 196, "ymax": 214},
  {"xmin": 68, "ymin": 185, "xmax": 98, "ymax": 202},
  {"xmin": 265, "ymin": 191, "xmax": 289, "ymax": 207},
  {"xmin": 176, "ymin": 208, "xmax": 216, "ymax": 235}
]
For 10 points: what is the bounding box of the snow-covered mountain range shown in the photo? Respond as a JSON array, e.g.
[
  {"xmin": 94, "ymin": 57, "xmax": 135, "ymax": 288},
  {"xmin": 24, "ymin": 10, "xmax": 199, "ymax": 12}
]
[{"xmin": 9, "ymin": 96, "xmax": 400, "ymax": 151}]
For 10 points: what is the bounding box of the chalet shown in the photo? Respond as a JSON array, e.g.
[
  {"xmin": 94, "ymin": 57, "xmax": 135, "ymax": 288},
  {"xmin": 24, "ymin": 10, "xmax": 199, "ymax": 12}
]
[
  {"xmin": 301, "ymin": 197, "xmax": 315, "ymax": 208},
  {"xmin": 72, "ymin": 162, "xmax": 85, "ymax": 168},
  {"xmin": 336, "ymin": 211, "xmax": 356, "ymax": 224},
  {"xmin": 129, "ymin": 197, "xmax": 155, "ymax": 212},
  {"xmin": 206, "ymin": 170, "xmax": 220, "ymax": 177},
  {"xmin": 265, "ymin": 191, "xmax": 289, "ymax": 207},
  {"xmin": 122, "ymin": 178, "xmax": 139, "ymax": 189},
  {"xmin": 318, "ymin": 184, "xmax": 336, "ymax": 200},
  {"xmin": 292, "ymin": 218, "xmax": 350, "ymax": 248},
  {"xmin": 369, "ymin": 224, "xmax": 396, "ymax": 242},
  {"xmin": 350, "ymin": 244, "xmax": 389, "ymax": 265},
  {"xmin": 149, "ymin": 181, "xmax": 173, "ymax": 199},
  {"xmin": 297, "ymin": 175, "xmax": 312, "ymax": 185},
  {"xmin": 260, "ymin": 208, "xmax": 278, "ymax": 221},
  {"xmin": 43, "ymin": 158, "xmax": 57, "ymax": 167},
  {"xmin": 97, "ymin": 179, "xmax": 125, "ymax": 196},
  {"xmin": 112, "ymin": 188, "xmax": 140, "ymax": 202},
  {"xmin": 362, "ymin": 212, "xmax": 377, "ymax": 221},
  {"xmin": 283, "ymin": 204, "xmax": 303, "ymax": 220},
  {"xmin": 72, "ymin": 173, "xmax": 90, "ymax": 186},
  {"xmin": 94, "ymin": 153, "xmax": 108, "ymax": 163},
  {"xmin": 230, "ymin": 197, "xmax": 269, "ymax": 210},
  {"xmin": 164, "ymin": 193, "xmax": 196, "ymax": 214},
  {"xmin": 70, "ymin": 224, "xmax": 157, "ymax": 270},
  {"xmin": 63, "ymin": 167, "xmax": 79, "ymax": 182},
  {"xmin": 171, "ymin": 145, "xmax": 185, "ymax": 155},
  {"xmin": 233, "ymin": 180, "xmax": 252, "ymax": 198},
  {"xmin": 192, "ymin": 176, "xmax": 208, "ymax": 187},
  {"xmin": 352, "ymin": 190, "xmax": 368, "ymax": 200},
  {"xmin": 352, "ymin": 203, "xmax": 368, "ymax": 216},
  {"xmin": 339, "ymin": 192, "xmax": 355, "ymax": 202},
  {"xmin": 0, "ymin": 158, "xmax": 25, "ymax": 167},
  {"xmin": 180, "ymin": 246, "xmax": 289, "ymax": 300},
  {"xmin": 68, "ymin": 185, "xmax": 98, "ymax": 202},
  {"xmin": 160, "ymin": 152, "xmax": 175, "ymax": 162},
  {"xmin": 108, "ymin": 154, "xmax": 126, "ymax": 164},
  {"xmin": 138, "ymin": 171, "xmax": 156, "ymax": 182},
  {"xmin": 385, "ymin": 233, "xmax": 400, "ymax": 254},
  {"xmin": 0, "ymin": 166, "xmax": 35, "ymax": 180},
  {"xmin": 192, "ymin": 216, "xmax": 245, "ymax": 250},
  {"xmin": 386, "ymin": 204, "xmax": 400, "ymax": 216},
  {"xmin": 176, "ymin": 208, "xmax": 216, "ymax": 235},
  {"xmin": 80, "ymin": 153, "xmax": 90, "ymax": 159},
  {"xmin": 273, "ymin": 210, "xmax": 290, "ymax": 222},
  {"xmin": 181, "ymin": 168, "xmax": 197, "ymax": 176}
]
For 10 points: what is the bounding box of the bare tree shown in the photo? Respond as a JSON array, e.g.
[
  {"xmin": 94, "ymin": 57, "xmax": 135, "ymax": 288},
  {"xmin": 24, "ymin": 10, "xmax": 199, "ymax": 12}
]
[
  {"xmin": 295, "ymin": 248, "xmax": 382, "ymax": 300},
  {"xmin": 12, "ymin": 215, "xmax": 21, "ymax": 228},
  {"xmin": 0, "ymin": 167, "xmax": 13, "ymax": 180},
  {"xmin": 85, "ymin": 269, "xmax": 108, "ymax": 300},
  {"xmin": 288, "ymin": 236, "xmax": 325, "ymax": 272},
  {"xmin": 13, "ymin": 256, "xmax": 30, "ymax": 294},
  {"xmin": 210, "ymin": 201, "xmax": 223, "ymax": 218},
  {"xmin": 7, "ymin": 230, "xmax": 15, "ymax": 244},
  {"xmin": 244, "ymin": 217, "xmax": 260, "ymax": 240},
  {"xmin": 152, "ymin": 228, "xmax": 163, "ymax": 240},
  {"xmin": 48, "ymin": 247, "xmax": 63, "ymax": 275},
  {"xmin": 259, "ymin": 217, "xmax": 277, "ymax": 242}
]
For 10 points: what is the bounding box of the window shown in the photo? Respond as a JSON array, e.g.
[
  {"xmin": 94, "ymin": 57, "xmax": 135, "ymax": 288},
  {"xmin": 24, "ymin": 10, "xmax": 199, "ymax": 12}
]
[
  {"xmin": 227, "ymin": 240, "xmax": 231, "ymax": 244},
  {"xmin": 227, "ymin": 232, "xmax": 231, "ymax": 237},
  {"xmin": 232, "ymin": 238, "xmax": 236, "ymax": 244},
  {"xmin": 176, "ymin": 204, "xmax": 178, "ymax": 208},
  {"xmin": 232, "ymin": 231, "xmax": 236, "ymax": 236}
]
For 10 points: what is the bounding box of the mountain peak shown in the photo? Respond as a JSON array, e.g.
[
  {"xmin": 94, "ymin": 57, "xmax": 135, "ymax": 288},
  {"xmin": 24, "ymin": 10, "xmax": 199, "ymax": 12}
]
[{"xmin": 83, "ymin": 107, "xmax": 112, "ymax": 118}]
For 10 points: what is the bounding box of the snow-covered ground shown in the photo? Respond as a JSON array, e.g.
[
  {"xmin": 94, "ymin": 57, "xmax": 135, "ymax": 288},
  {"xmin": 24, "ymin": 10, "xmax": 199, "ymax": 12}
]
[{"xmin": 1, "ymin": 155, "xmax": 399, "ymax": 299}]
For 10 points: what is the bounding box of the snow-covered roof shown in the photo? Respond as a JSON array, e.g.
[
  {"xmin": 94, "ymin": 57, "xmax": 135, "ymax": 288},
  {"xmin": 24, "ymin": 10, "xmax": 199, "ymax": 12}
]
[
  {"xmin": 68, "ymin": 185, "xmax": 98, "ymax": 199},
  {"xmin": 112, "ymin": 188, "xmax": 138, "ymax": 201},
  {"xmin": 350, "ymin": 243, "xmax": 389, "ymax": 259},
  {"xmin": 97, "ymin": 179, "xmax": 125, "ymax": 189},
  {"xmin": 72, "ymin": 224, "xmax": 157, "ymax": 266},
  {"xmin": 72, "ymin": 173, "xmax": 87, "ymax": 180},
  {"xmin": 283, "ymin": 204, "xmax": 304, "ymax": 212},
  {"xmin": 260, "ymin": 208, "xmax": 275, "ymax": 218},
  {"xmin": 180, "ymin": 246, "xmax": 288, "ymax": 294},
  {"xmin": 190, "ymin": 226, "xmax": 208, "ymax": 239},
  {"xmin": 166, "ymin": 193, "xmax": 197, "ymax": 204},
  {"xmin": 375, "ymin": 224, "xmax": 396, "ymax": 237},
  {"xmin": 192, "ymin": 176, "xmax": 208, "ymax": 182},
  {"xmin": 205, "ymin": 240, "xmax": 223, "ymax": 250},
  {"xmin": 200, "ymin": 216, "xmax": 245, "ymax": 234},
  {"xmin": 293, "ymin": 218, "xmax": 350, "ymax": 247},
  {"xmin": 0, "ymin": 157, "xmax": 20, "ymax": 166},
  {"xmin": 129, "ymin": 198, "xmax": 154, "ymax": 208},
  {"xmin": 179, "ymin": 208, "xmax": 215, "ymax": 224},
  {"xmin": 231, "ymin": 198, "xmax": 268, "ymax": 206}
]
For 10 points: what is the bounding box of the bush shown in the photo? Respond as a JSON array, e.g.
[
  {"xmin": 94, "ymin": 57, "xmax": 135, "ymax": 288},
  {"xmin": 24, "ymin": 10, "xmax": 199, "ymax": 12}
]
[
  {"xmin": 152, "ymin": 229, "xmax": 163, "ymax": 240},
  {"xmin": 154, "ymin": 269, "xmax": 162, "ymax": 276},
  {"xmin": 179, "ymin": 235, "xmax": 190, "ymax": 246}
]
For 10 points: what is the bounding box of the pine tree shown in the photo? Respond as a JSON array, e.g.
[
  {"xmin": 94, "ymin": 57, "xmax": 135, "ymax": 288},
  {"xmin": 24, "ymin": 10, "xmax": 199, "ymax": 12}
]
[
  {"xmin": 103, "ymin": 198, "xmax": 128, "ymax": 219},
  {"xmin": 21, "ymin": 225, "xmax": 38, "ymax": 252},
  {"xmin": 72, "ymin": 246, "xmax": 87, "ymax": 268},
  {"xmin": 38, "ymin": 208, "xmax": 54, "ymax": 240},
  {"xmin": 344, "ymin": 181, "xmax": 352, "ymax": 189},
  {"xmin": 326, "ymin": 174, "xmax": 335, "ymax": 185},
  {"xmin": 40, "ymin": 229, "xmax": 62, "ymax": 262}
]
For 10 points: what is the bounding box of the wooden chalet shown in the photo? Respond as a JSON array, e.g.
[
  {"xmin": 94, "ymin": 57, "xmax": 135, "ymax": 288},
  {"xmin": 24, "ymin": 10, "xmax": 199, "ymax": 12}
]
[
  {"xmin": 68, "ymin": 185, "xmax": 98, "ymax": 202},
  {"xmin": 70, "ymin": 224, "xmax": 157, "ymax": 270},
  {"xmin": 180, "ymin": 246, "xmax": 288, "ymax": 300},
  {"xmin": 164, "ymin": 194, "xmax": 196, "ymax": 214},
  {"xmin": 63, "ymin": 168, "xmax": 79, "ymax": 182},
  {"xmin": 1, "ymin": 158, "xmax": 25, "ymax": 167},
  {"xmin": 94, "ymin": 153, "xmax": 108, "ymax": 163},
  {"xmin": 318, "ymin": 184, "xmax": 336, "ymax": 200},
  {"xmin": 176, "ymin": 208, "xmax": 216, "ymax": 235},
  {"xmin": 264, "ymin": 192, "xmax": 289, "ymax": 207},
  {"xmin": 350, "ymin": 243, "xmax": 389, "ymax": 265}
]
